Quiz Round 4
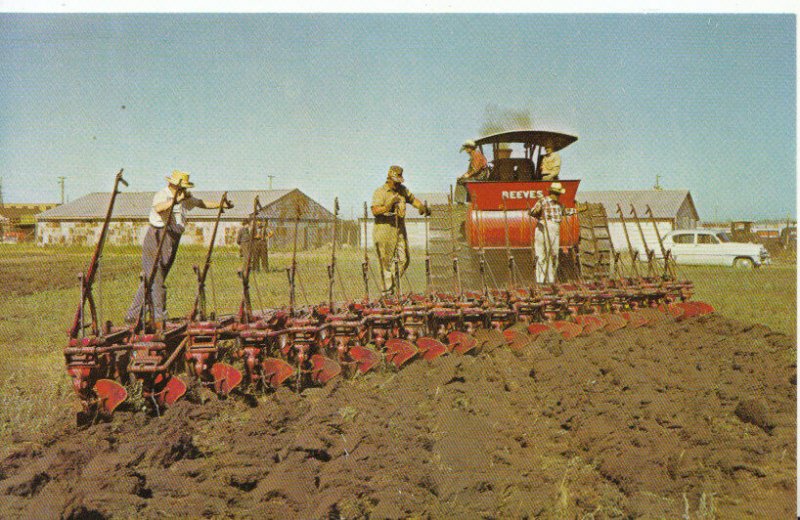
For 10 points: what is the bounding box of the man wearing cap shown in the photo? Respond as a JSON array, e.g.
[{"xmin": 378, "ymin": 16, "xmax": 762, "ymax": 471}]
[
  {"xmin": 126, "ymin": 170, "xmax": 233, "ymax": 324},
  {"xmin": 455, "ymin": 140, "xmax": 490, "ymax": 203},
  {"xmin": 371, "ymin": 165, "xmax": 431, "ymax": 297},
  {"xmin": 529, "ymin": 182, "xmax": 567, "ymax": 284},
  {"xmin": 540, "ymin": 145, "xmax": 561, "ymax": 181}
]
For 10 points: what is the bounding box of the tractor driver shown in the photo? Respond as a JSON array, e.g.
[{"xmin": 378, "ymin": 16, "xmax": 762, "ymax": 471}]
[
  {"xmin": 455, "ymin": 140, "xmax": 490, "ymax": 203},
  {"xmin": 126, "ymin": 170, "xmax": 233, "ymax": 326},
  {"xmin": 371, "ymin": 165, "xmax": 431, "ymax": 297}
]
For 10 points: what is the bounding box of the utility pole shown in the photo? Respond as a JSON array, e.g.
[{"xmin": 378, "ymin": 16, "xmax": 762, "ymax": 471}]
[
  {"xmin": 267, "ymin": 175, "xmax": 275, "ymax": 190},
  {"xmin": 58, "ymin": 176, "xmax": 66, "ymax": 204}
]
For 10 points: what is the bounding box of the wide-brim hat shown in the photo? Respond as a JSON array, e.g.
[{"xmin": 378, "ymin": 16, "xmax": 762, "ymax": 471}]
[
  {"xmin": 549, "ymin": 182, "xmax": 565, "ymax": 195},
  {"xmin": 165, "ymin": 170, "xmax": 195, "ymax": 188},
  {"xmin": 460, "ymin": 139, "xmax": 477, "ymax": 152},
  {"xmin": 387, "ymin": 165, "xmax": 404, "ymax": 182}
]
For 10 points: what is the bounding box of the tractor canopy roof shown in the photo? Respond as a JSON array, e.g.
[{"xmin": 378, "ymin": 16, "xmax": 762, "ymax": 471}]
[{"xmin": 474, "ymin": 130, "xmax": 578, "ymax": 151}]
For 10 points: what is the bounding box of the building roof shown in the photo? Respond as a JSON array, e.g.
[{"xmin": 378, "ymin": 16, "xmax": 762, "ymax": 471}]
[
  {"xmin": 36, "ymin": 190, "xmax": 295, "ymax": 221},
  {"xmin": 577, "ymin": 190, "xmax": 699, "ymax": 220}
]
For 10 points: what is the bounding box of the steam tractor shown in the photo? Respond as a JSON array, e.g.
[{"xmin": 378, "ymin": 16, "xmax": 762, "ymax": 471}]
[{"xmin": 429, "ymin": 130, "xmax": 612, "ymax": 291}]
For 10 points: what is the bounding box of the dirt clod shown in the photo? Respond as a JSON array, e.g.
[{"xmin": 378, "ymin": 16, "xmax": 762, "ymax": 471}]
[{"xmin": 734, "ymin": 399, "xmax": 776, "ymax": 434}]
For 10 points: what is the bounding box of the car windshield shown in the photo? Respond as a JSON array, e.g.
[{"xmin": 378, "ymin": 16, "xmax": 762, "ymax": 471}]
[{"xmin": 715, "ymin": 232, "xmax": 731, "ymax": 242}]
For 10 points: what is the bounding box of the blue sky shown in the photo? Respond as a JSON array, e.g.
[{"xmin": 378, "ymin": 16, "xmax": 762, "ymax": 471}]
[{"xmin": 0, "ymin": 14, "xmax": 795, "ymax": 220}]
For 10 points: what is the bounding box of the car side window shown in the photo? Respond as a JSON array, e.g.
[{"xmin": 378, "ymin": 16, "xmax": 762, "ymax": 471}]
[
  {"xmin": 671, "ymin": 233, "xmax": 694, "ymax": 244},
  {"xmin": 697, "ymin": 234, "xmax": 719, "ymax": 244}
]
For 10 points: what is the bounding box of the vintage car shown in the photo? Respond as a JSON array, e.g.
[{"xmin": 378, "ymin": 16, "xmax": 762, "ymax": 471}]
[{"xmin": 658, "ymin": 229, "xmax": 770, "ymax": 268}]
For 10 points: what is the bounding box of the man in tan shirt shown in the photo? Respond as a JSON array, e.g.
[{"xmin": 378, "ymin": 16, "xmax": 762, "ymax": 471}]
[
  {"xmin": 371, "ymin": 165, "xmax": 430, "ymax": 296},
  {"xmin": 540, "ymin": 146, "xmax": 561, "ymax": 181}
]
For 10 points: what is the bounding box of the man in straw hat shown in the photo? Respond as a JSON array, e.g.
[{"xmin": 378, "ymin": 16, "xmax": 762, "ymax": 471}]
[
  {"xmin": 529, "ymin": 182, "xmax": 567, "ymax": 284},
  {"xmin": 371, "ymin": 165, "xmax": 431, "ymax": 297},
  {"xmin": 126, "ymin": 170, "xmax": 233, "ymax": 324}
]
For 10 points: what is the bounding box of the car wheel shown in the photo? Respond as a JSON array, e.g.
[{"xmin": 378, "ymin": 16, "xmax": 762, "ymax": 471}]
[{"xmin": 733, "ymin": 257, "xmax": 755, "ymax": 269}]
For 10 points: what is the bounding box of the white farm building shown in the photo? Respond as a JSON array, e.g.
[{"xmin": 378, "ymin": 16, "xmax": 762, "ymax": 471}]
[{"xmin": 35, "ymin": 189, "xmax": 336, "ymax": 248}]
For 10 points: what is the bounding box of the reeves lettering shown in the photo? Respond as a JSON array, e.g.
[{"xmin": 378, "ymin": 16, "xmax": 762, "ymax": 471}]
[{"xmin": 501, "ymin": 190, "xmax": 544, "ymax": 200}]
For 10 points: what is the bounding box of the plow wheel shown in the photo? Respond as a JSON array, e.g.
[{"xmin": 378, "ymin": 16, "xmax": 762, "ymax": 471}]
[
  {"xmin": 348, "ymin": 345, "xmax": 382, "ymax": 374},
  {"xmin": 210, "ymin": 362, "xmax": 243, "ymax": 396},
  {"xmin": 310, "ymin": 355, "xmax": 342, "ymax": 384},
  {"xmin": 385, "ymin": 339, "xmax": 418, "ymax": 368},
  {"xmin": 94, "ymin": 378, "xmax": 128, "ymax": 415},
  {"xmin": 447, "ymin": 331, "xmax": 478, "ymax": 354},
  {"xmin": 261, "ymin": 357, "xmax": 295, "ymax": 388},
  {"xmin": 416, "ymin": 337, "xmax": 448, "ymax": 361}
]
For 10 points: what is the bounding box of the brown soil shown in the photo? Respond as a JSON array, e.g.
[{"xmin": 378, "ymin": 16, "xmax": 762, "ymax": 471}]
[
  {"xmin": 0, "ymin": 252, "xmax": 134, "ymax": 297},
  {"xmin": 0, "ymin": 314, "xmax": 795, "ymax": 519}
]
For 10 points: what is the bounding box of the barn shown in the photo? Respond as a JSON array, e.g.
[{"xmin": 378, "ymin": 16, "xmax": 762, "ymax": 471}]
[
  {"xmin": 35, "ymin": 189, "xmax": 336, "ymax": 248},
  {"xmin": 577, "ymin": 190, "xmax": 700, "ymax": 253}
]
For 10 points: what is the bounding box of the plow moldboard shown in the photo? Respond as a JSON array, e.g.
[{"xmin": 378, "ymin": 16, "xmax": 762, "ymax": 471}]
[
  {"xmin": 163, "ymin": 376, "xmax": 187, "ymax": 406},
  {"xmin": 447, "ymin": 331, "xmax": 478, "ymax": 354},
  {"xmin": 416, "ymin": 337, "xmax": 448, "ymax": 360},
  {"xmin": 310, "ymin": 355, "xmax": 342, "ymax": 384},
  {"xmin": 349, "ymin": 345, "xmax": 382, "ymax": 373},
  {"xmin": 385, "ymin": 339, "xmax": 417, "ymax": 368},
  {"xmin": 94, "ymin": 379, "xmax": 127, "ymax": 415},
  {"xmin": 262, "ymin": 357, "xmax": 295, "ymax": 387},
  {"xmin": 210, "ymin": 363, "xmax": 243, "ymax": 396}
]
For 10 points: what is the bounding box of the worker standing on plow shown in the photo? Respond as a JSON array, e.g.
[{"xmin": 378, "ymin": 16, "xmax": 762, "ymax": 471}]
[
  {"xmin": 529, "ymin": 182, "xmax": 566, "ymax": 284},
  {"xmin": 126, "ymin": 171, "xmax": 233, "ymax": 323},
  {"xmin": 371, "ymin": 165, "xmax": 431, "ymax": 297}
]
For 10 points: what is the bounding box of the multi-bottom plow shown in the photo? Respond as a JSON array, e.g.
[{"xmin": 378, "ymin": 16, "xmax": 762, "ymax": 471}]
[
  {"xmin": 66, "ymin": 272, "xmax": 714, "ymax": 421},
  {"xmin": 63, "ymin": 172, "xmax": 713, "ymax": 421}
]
